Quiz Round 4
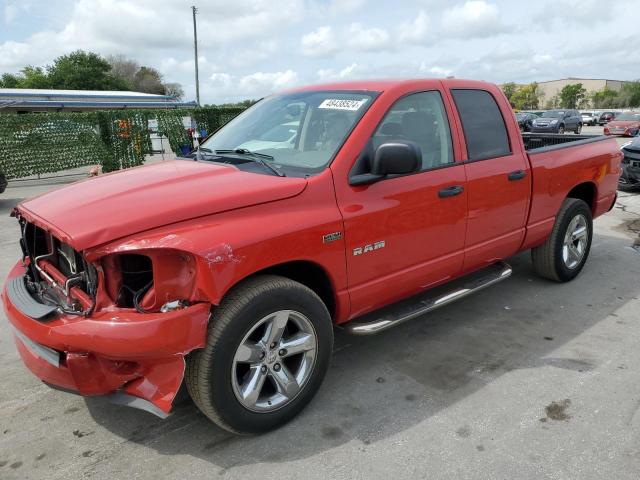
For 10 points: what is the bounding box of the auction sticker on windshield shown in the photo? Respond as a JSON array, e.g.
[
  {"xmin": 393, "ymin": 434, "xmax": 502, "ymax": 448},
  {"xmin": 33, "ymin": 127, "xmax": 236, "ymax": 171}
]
[{"xmin": 318, "ymin": 98, "xmax": 368, "ymax": 111}]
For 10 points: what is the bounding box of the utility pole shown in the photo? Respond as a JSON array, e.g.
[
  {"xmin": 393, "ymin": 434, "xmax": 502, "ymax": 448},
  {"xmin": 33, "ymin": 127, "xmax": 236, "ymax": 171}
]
[{"xmin": 192, "ymin": 5, "xmax": 200, "ymax": 106}]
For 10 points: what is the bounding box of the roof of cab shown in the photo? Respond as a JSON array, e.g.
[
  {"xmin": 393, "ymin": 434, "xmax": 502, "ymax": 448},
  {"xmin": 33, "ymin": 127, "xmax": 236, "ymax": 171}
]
[{"xmin": 285, "ymin": 78, "xmax": 498, "ymax": 94}]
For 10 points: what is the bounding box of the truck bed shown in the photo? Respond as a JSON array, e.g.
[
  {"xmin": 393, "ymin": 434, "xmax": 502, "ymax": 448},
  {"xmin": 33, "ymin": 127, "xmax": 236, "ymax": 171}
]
[
  {"xmin": 522, "ymin": 133, "xmax": 610, "ymax": 152},
  {"xmin": 521, "ymin": 132, "xmax": 620, "ymax": 253}
]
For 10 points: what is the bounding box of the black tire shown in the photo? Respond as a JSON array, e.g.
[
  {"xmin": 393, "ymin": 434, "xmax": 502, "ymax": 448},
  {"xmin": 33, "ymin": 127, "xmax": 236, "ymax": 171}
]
[
  {"xmin": 531, "ymin": 198, "xmax": 593, "ymax": 282},
  {"xmin": 185, "ymin": 275, "xmax": 333, "ymax": 434},
  {"xmin": 558, "ymin": 124, "xmax": 565, "ymax": 134},
  {"xmin": 575, "ymin": 124, "xmax": 582, "ymax": 134}
]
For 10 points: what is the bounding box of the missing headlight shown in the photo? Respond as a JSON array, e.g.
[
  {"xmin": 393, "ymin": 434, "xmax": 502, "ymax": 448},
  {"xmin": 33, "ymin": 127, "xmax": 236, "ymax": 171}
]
[{"xmin": 115, "ymin": 254, "xmax": 153, "ymax": 310}]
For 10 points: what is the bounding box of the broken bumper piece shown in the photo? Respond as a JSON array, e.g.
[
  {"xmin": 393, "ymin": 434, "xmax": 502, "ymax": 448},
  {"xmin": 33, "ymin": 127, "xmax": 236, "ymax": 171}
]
[{"xmin": 2, "ymin": 262, "xmax": 210, "ymax": 417}]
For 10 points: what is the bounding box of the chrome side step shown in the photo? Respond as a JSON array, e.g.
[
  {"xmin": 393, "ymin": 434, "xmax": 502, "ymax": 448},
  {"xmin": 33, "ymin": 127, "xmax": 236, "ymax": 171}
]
[{"xmin": 343, "ymin": 261, "xmax": 512, "ymax": 335}]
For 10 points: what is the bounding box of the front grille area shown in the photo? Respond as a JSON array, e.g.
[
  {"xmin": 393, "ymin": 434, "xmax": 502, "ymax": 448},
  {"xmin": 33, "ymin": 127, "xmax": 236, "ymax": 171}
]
[{"xmin": 20, "ymin": 220, "xmax": 97, "ymax": 316}]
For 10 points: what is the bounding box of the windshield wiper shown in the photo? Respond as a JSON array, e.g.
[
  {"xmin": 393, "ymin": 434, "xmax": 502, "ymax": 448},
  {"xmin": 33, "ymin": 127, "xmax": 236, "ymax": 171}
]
[{"xmin": 214, "ymin": 148, "xmax": 285, "ymax": 177}]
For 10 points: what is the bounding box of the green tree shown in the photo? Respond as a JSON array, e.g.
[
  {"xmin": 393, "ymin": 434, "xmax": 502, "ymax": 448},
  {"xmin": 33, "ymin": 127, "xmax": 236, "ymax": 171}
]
[
  {"xmin": 0, "ymin": 67, "xmax": 51, "ymax": 88},
  {"xmin": 106, "ymin": 54, "xmax": 139, "ymax": 88},
  {"xmin": 18, "ymin": 66, "xmax": 51, "ymax": 88},
  {"xmin": 164, "ymin": 82, "xmax": 184, "ymax": 100},
  {"xmin": 511, "ymin": 83, "xmax": 541, "ymax": 110},
  {"xmin": 0, "ymin": 72, "xmax": 22, "ymax": 88},
  {"xmin": 545, "ymin": 95, "xmax": 560, "ymax": 109},
  {"xmin": 591, "ymin": 87, "xmax": 619, "ymax": 108},
  {"xmin": 559, "ymin": 83, "xmax": 586, "ymax": 109},
  {"xmin": 47, "ymin": 50, "xmax": 128, "ymax": 90},
  {"xmin": 501, "ymin": 82, "xmax": 518, "ymax": 107},
  {"xmin": 107, "ymin": 54, "xmax": 184, "ymax": 96},
  {"xmin": 133, "ymin": 66, "xmax": 165, "ymax": 94},
  {"xmin": 210, "ymin": 99, "xmax": 260, "ymax": 108},
  {"xmin": 618, "ymin": 81, "xmax": 640, "ymax": 108}
]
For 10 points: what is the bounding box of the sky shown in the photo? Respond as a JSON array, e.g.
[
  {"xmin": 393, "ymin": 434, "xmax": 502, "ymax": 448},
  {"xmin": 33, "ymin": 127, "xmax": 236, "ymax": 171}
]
[{"xmin": 1, "ymin": 0, "xmax": 638, "ymax": 104}]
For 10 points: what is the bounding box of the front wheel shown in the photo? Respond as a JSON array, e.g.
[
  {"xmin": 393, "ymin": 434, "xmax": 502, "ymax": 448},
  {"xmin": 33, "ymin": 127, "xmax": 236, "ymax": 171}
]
[
  {"xmin": 531, "ymin": 198, "xmax": 593, "ymax": 282},
  {"xmin": 558, "ymin": 125, "xmax": 565, "ymax": 134},
  {"xmin": 575, "ymin": 124, "xmax": 582, "ymax": 134},
  {"xmin": 185, "ymin": 275, "xmax": 333, "ymax": 434}
]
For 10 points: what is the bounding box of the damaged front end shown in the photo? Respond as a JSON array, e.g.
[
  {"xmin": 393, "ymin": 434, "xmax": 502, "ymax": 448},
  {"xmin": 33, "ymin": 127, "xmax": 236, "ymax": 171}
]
[
  {"xmin": 17, "ymin": 217, "xmax": 98, "ymax": 317},
  {"xmin": 3, "ymin": 210, "xmax": 211, "ymax": 418}
]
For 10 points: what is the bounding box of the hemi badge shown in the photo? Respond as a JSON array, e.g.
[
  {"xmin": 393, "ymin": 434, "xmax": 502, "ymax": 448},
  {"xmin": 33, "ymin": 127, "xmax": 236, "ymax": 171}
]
[{"xmin": 323, "ymin": 232, "xmax": 343, "ymax": 243}]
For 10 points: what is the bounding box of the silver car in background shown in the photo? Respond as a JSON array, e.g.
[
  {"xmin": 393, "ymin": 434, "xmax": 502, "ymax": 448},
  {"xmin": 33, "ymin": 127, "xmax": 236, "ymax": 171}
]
[{"xmin": 580, "ymin": 111, "xmax": 598, "ymax": 126}]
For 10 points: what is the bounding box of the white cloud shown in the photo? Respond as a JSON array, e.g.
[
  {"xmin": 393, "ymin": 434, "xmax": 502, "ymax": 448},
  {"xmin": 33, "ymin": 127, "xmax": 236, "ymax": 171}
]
[
  {"xmin": 306, "ymin": 0, "xmax": 366, "ymax": 17},
  {"xmin": 317, "ymin": 63, "xmax": 362, "ymax": 82},
  {"xmin": 346, "ymin": 23, "xmax": 390, "ymax": 51},
  {"xmin": 301, "ymin": 26, "xmax": 338, "ymax": 57},
  {"xmin": 398, "ymin": 10, "xmax": 430, "ymax": 43},
  {"xmin": 441, "ymin": 1, "xmax": 509, "ymax": 39},
  {"xmin": 419, "ymin": 63, "xmax": 453, "ymax": 77},
  {"xmin": 2, "ymin": 0, "xmax": 640, "ymax": 104},
  {"xmin": 301, "ymin": 23, "xmax": 390, "ymax": 57},
  {"xmin": 4, "ymin": 4, "xmax": 18, "ymax": 24},
  {"xmin": 207, "ymin": 69, "xmax": 299, "ymax": 101},
  {"xmin": 0, "ymin": 0, "xmax": 304, "ymax": 70}
]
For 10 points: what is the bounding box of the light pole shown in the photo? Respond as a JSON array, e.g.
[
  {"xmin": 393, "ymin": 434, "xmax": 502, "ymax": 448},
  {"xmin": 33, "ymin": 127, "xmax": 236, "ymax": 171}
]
[{"xmin": 192, "ymin": 5, "xmax": 200, "ymax": 106}]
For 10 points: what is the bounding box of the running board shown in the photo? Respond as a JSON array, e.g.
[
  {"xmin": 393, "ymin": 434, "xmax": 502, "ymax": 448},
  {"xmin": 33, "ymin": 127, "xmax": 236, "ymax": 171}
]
[{"xmin": 343, "ymin": 261, "xmax": 512, "ymax": 335}]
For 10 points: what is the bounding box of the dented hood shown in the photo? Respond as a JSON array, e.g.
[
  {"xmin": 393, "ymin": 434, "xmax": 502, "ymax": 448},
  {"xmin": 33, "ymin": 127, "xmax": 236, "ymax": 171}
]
[{"xmin": 17, "ymin": 160, "xmax": 307, "ymax": 251}]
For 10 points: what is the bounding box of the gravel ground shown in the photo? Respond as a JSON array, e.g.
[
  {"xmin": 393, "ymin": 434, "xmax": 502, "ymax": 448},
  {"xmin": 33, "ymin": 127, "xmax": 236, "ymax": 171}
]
[{"xmin": 1, "ymin": 137, "xmax": 639, "ymax": 479}]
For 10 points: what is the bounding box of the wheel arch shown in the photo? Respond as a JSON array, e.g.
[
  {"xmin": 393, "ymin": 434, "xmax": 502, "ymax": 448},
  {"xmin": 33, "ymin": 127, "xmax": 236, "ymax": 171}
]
[
  {"xmin": 566, "ymin": 181, "xmax": 597, "ymax": 214},
  {"xmin": 222, "ymin": 260, "xmax": 338, "ymax": 320}
]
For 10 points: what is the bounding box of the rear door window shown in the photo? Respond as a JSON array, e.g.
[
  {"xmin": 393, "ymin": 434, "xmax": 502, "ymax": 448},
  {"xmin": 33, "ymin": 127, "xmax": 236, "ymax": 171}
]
[{"xmin": 451, "ymin": 89, "xmax": 511, "ymax": 161}]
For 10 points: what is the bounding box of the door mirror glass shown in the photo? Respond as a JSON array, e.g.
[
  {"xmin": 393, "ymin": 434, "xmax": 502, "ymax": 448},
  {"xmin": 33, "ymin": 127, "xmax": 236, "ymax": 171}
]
[{"xmin": 372, "ymin": 142, "xmax": 421, "ymax": 175}]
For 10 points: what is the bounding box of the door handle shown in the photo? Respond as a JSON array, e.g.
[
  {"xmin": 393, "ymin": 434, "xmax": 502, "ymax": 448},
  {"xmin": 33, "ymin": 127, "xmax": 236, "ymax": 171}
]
[
  {"xmin": 508, "ymin": 170, "xmax": 527, "ymax": 181},
  {"xmin": 438, "ymin": 185, "xmax": 464, "ymax": 198}
]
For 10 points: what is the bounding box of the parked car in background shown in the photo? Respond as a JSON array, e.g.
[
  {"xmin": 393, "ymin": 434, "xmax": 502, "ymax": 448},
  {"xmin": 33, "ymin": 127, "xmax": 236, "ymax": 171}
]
[
  {"xmin": 0, "ymin": 172, "xmax": 7, "ymax": 195},
  {"xmin": 604, "ymin": 112, "xmax": 640, "ymax": 137},
  {"xmin": 598, "ymin": 112, "xmax": 616, "ymax": 125},
  {"xmin": 580, "ymin": 111, "xmax": 598, "ymax": 126},
  {"xmin": 530, "ymin": 109, "xmax": 582, "ymax": 134},
  {"xmin": 619, "ymin": 136, "xmax": 640, "ymax": 191},
  {"xmin": 515, "ymin": 112, "xmax": 539, "ymax": 132}
]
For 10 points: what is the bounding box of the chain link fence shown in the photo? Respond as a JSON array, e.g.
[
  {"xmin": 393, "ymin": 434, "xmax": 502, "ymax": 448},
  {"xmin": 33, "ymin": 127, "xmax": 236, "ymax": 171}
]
[{"xmin": 0, "ymin": 107, "xmax": 245, "ymax": 180}]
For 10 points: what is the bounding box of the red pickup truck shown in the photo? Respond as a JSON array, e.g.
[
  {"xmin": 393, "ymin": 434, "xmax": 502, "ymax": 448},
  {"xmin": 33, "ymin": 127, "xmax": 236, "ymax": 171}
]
[{"xmin": 2, "ymin": 79, "xmax": 621, "ymax": 434}]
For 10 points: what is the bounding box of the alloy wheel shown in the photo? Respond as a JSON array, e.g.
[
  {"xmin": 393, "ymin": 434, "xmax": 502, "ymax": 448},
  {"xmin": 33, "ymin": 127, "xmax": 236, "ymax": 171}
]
[
  {"xmin": 562, "ymin": 214, "xmax": 588, "ymax": 269},
  {"xmin": 231, "ymin": 310, "xmax": 317, "ymax": 412}
]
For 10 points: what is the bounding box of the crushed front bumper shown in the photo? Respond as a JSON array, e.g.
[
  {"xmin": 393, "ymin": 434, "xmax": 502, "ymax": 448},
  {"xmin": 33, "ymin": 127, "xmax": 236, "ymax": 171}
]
[{"xmin": 2, "ymin": 262, "xmax": 210, "ymax": 417}]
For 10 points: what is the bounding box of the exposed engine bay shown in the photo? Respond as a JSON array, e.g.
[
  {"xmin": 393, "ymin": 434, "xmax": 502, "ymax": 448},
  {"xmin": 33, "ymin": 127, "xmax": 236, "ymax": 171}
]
[{"xmin": 18, "ymin": 217, "xmax": 98, "ymax": 316}]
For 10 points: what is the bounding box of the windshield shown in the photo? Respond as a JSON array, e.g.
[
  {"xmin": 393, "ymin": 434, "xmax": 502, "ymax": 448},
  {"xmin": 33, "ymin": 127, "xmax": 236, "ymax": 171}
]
[
  {"xmin": 541, "ymin": 110, "xmax": 565, "ymax": 118},
  {"xmin": 615, "ymin": 112, "xmax": 640, "ymax": 121},
  {"xmin": 200, "ymin": 90, "xmax": 376, "ymax": 176}
]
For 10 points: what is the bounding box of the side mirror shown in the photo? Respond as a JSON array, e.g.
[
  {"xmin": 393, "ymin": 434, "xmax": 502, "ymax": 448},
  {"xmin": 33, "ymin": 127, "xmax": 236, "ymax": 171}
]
[
  {"xmin": 372, "ymin": 142, "xmax": 421, "ymax": 175},
  {"xmin": 349, "ymin": 141, "xmax": 422, "ymax": 186}
]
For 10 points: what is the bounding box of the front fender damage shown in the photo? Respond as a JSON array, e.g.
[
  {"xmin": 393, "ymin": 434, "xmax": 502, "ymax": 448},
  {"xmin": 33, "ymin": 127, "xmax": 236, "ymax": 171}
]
[{"xmin": 108, "ymin": 356, "xmax": 187, "ymax": 418}]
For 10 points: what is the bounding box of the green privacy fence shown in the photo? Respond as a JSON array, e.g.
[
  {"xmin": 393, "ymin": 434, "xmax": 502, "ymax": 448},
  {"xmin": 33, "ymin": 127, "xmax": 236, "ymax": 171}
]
[{"xmin": 0, "ymin": 107, "xmax": 245, "ymax": 180}]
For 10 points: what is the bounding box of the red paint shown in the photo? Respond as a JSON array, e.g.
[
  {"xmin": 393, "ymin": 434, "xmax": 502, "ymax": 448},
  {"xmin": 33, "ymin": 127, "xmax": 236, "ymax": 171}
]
[{"xmin": 2, "ymin": 79, "xmax": 622, "ymax": 416}]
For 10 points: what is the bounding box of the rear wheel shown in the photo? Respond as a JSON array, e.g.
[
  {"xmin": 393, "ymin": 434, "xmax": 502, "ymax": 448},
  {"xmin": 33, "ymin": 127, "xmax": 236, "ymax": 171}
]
[
  {"xmin": 185, "ymin": 275, "xmax": 333, "ymax": 434},
  {"xmin": 575, "ymin": 124, "xmax": 582, "ymax": 134},
  {"xmin": 531, "ymin": 198, "xmax": 593, "ymax": 282}
]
